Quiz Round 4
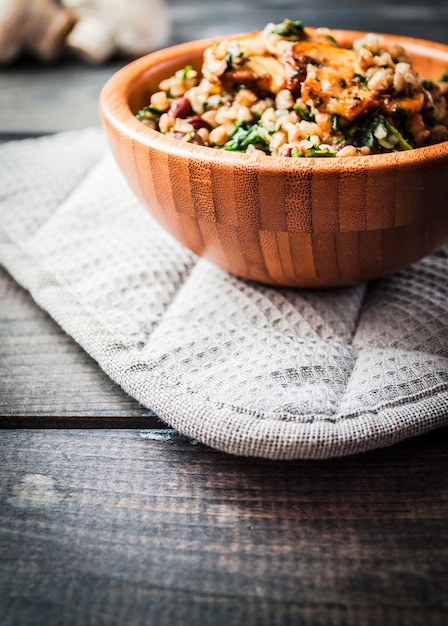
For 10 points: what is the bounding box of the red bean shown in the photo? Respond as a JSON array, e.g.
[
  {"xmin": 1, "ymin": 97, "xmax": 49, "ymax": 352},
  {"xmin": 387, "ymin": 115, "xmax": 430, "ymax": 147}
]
[
  {"xmin": 169, "ymin": 97, "xmax": 193, "ymax": 118},
  {"xmin": 190, "ymin": 133, "xmax": 205, "ymax": 145},
  {"xmin": 188, "ymin": 116, "xmax": 213, "ymax": 131}
]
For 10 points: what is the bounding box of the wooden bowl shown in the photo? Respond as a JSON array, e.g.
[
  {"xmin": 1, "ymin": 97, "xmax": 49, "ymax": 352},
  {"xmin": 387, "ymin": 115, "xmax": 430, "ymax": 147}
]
[{"xmin": 99, "ymin": 31, "xmax": 448, "ymax": 288}]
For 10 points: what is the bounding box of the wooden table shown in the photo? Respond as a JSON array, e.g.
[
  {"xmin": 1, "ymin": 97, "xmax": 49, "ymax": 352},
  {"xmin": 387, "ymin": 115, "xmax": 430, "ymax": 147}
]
[{"xmin": 1, "ymin": 2, "xmax": 448, "ymax": 624}]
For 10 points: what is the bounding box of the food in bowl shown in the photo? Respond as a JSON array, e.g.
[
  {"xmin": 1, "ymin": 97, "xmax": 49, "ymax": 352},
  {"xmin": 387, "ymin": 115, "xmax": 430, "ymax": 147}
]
[
  {"xmin": 136, "ymin": 19, "xmax": 448, "ymax": 157},
  {"xmin": 99, "ymin": 24, "xmax": 448, "ymax": 288}
]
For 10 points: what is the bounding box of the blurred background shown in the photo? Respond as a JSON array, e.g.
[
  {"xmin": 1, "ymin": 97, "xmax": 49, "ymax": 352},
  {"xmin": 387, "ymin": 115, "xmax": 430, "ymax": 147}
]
[{"xmin": 1, "ymin": 0, "xmax": 448, "ymax": 138}]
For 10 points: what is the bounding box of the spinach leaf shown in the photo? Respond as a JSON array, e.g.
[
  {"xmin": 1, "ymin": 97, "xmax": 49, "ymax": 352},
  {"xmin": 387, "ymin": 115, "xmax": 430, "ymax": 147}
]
[
  {"xmin": 349, "ymin": 114, "xmax": 412, "ymax": 153},
  {"xmin": 304, "ymin": 145, "xmax": 337, "ymax": 157},
  {"xmin": 223, "ymin": 121, "xmax": 271, "ymax": 153},
  {"xmin": 271, "ymin": 19, "xmax": 304, "ymax": 38},
  {"xmin": 293, "ymin": 104, "xmax": 314, "ymax": 121},
  {"xmin": 135, "ymin": 105, "xmax": 163, "ymax": 121}
]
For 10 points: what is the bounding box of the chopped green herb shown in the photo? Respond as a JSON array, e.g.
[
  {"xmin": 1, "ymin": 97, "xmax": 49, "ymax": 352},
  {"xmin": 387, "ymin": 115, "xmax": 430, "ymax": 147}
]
[
  {"xmin": 385, "ymin": 120, "xmax": 413, "ymax": 150},
  {"xmin": 223, "ymin": 121, "xmax": 271, "ymax": 153},
  {"xmin": 180, "ymin": 65, "xmax": 193, "ymax": 80},
  {"xmin": 331, "ymin": 114, "xmax": 340, "ymax": 132},
  {"xmin": 204, "ymin": 95, "xmax": 224, "ymax": 110},
  {"xmin": 293, "ymin": 103, "xmax": 314, "ymax": 121},
  {"xmin": 308, "ymin": 94, "xmax": 323, "ymax": 108},
  {"xmin": 352, "ymin": 73, "xmax": 367, "ymax": 85},
  {"xmin": 135, "ymin": 105, "xmax": 163, "ymax": 120},
  {"xmin": 304, "ymin": 145, "xmax": 337, "ymax": 157},
  {"xmin": 439, "ymin": 70, "xmax": 448, "ymax": 82},
  {"xmin": 391, "ymin": 107, "xmax": 408, "ymax": 121},
  {"xmin": 225, "ymin": 51, "xmax": 234, "ymax": 69},
  {"xmin": 225, "ymin": 41, "xmax": 243, "ymax": 68},
  {"xmin": 290, "ymin": 145, "xmax": 337, "ymax": 158},
  {"xmin": 325, "ymin": 34, "xmax": 337, "ymax": 45},
  {"xmin": 271, "ymin": 19, "xmax": 304, "ymax": 38}
]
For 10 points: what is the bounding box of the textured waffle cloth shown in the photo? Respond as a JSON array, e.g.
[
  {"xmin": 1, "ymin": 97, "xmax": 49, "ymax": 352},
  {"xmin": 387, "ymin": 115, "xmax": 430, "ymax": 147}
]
[{"xmin": 1, "ymin": 128, "xmax": 448, "ymax": 459}]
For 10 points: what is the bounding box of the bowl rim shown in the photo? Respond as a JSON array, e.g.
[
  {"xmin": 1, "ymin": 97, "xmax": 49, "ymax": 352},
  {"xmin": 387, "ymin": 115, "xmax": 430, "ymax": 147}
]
[{"xmin": 99, "ymin": 28, "xmax": 448, "ymax": 173}]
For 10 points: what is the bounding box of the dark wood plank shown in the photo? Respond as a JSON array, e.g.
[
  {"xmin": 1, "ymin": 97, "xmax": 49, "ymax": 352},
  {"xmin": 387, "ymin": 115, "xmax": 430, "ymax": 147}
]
[
  {"xmin": 1, "ymin": 428, "xmax": 447, "ymax": 626},
  {"xmin": 0, "ymin": 266, "xmax": 158, "ymax": 421},
  {"xmin": 0, "ymin": 416, "xmax": 164, "ymax": 428}
]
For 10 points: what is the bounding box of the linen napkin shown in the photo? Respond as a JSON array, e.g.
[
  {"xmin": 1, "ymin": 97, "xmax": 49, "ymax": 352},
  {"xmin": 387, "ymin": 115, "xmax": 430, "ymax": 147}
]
[{"xmin": 1, "ymin": 128, "xmax": 447, "ymax": 459}]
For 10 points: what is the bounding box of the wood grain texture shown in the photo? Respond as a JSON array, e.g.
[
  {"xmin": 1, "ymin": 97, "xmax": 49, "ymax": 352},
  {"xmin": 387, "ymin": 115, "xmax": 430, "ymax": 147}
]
[
  {"xmin": 0, "ymin": 266, "xmax": 160, "ymax": 424},
  {"xmin": 1, "ymin": 428, "xmax": 448, "ymax": 626},
  {"xmin": 99, "ymin": 32, "xmax": 448, "ymax": 288}
]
